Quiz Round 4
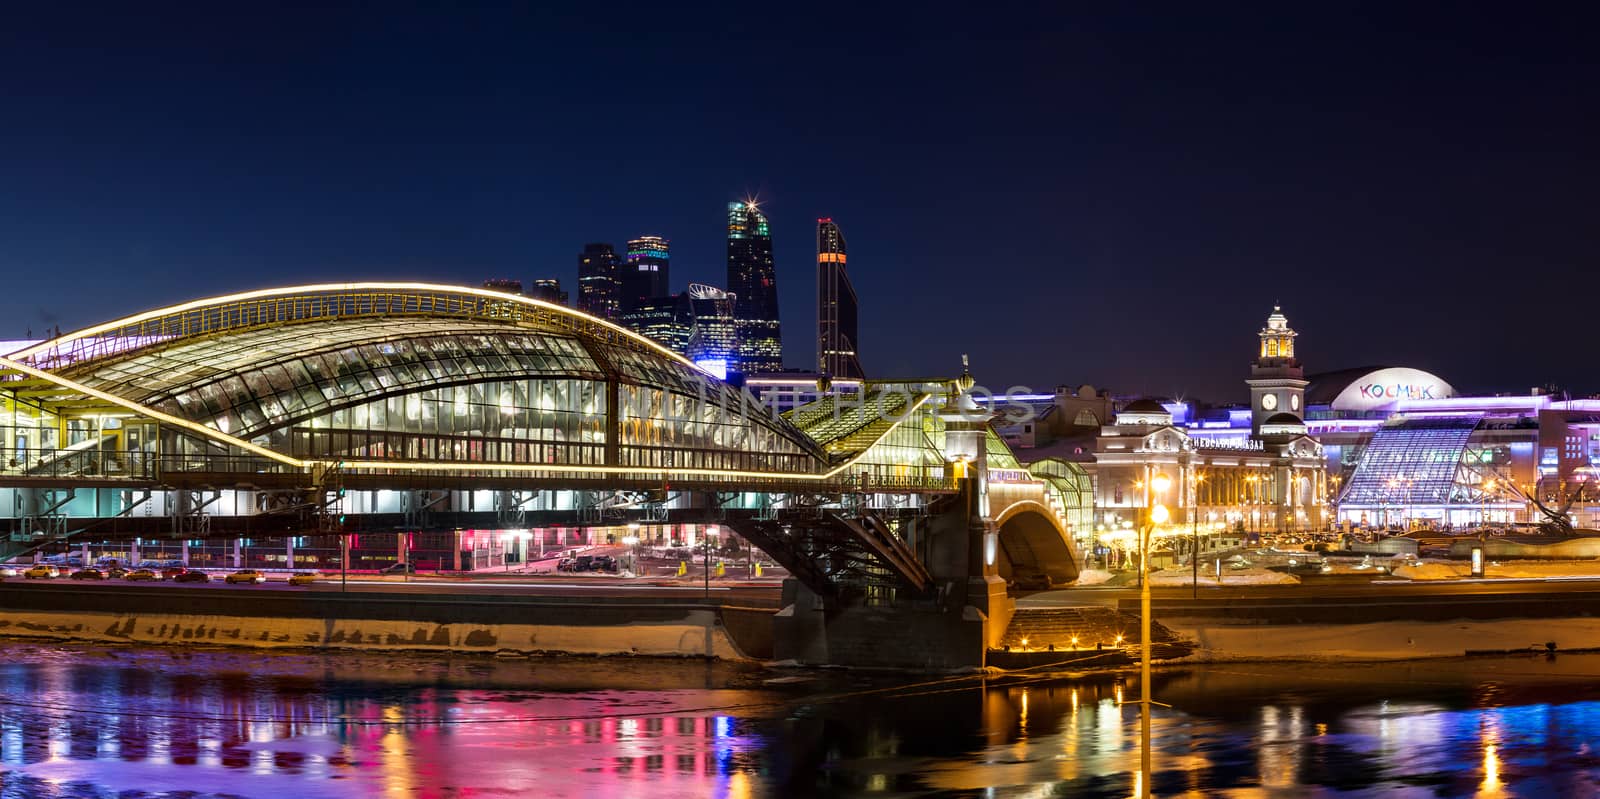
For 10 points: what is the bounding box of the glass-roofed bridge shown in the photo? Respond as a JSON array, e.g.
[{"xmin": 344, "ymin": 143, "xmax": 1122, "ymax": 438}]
[{"xmin": 0, "ymin": 283, "xmax": 1087, "ymax": 610}]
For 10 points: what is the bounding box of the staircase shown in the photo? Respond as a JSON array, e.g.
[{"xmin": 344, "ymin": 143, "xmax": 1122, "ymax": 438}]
[{"xmin": 997, "ymin": 606, "xmax": 1193, "ymax": 660}]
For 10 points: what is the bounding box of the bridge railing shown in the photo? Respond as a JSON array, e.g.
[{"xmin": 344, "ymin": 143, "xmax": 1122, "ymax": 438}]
[{"xmin": 2, "ymin": 448, "xmax": 158, "ymax": 481}]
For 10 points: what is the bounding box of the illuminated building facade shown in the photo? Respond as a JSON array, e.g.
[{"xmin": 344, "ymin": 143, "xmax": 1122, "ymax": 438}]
[
  {"xmin": 618, "ymin": 292, "xmax": 691, "ymax": 355},
  {"xmin": 726, "ymin": 202, "xmax": 783, "ymax": 374},
  {"xmin": 621, "ymin": 236, "xmax": 670, "ymax": 313},
  {"xmin": 576, "ymin": 243, "xmax": 621, "ymax": 320},
  {"xmin": 1092, "ymin": 308, "xmax": 1328, "ymax": 534},
  {"xmin": 816, "ymin": 217, "xmax": 864, "ymax": 380}
]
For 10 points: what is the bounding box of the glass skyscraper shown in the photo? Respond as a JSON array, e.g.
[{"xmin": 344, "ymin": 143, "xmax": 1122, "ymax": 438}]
[
  {"xmin": 684, "ymin": 283, "xmax": 739, "ymax": 379},
  {"xmin": 815, "ymin": 217, "xmax": 863, "ymax": 380},
  {"xmin": 726, "ymin": 201, "xmax": 782, "ymax": 373},
  {"xmin": 576, "ymin": 243, "xmax": 621, "ymax": 320},
  {"xmin": 622, "ymin": 236, "xmax": 671, "ymax": 312}
]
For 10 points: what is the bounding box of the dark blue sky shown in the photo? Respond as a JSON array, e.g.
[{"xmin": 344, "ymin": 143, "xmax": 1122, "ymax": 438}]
[{"xmin": 2, "ymin": 3, "xmax": 1595, "ymax": 400}]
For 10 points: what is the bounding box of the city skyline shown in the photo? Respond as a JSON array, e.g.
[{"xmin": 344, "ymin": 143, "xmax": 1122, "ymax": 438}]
[{"xmin": 0, "ymin": 4, "xmax": 1595, "ymax": 400}]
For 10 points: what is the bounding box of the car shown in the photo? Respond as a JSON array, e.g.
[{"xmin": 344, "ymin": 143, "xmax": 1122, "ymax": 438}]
[
  {"xmin": 24, "ymin": 565, "xmax": 60, "ymax": 579},
  {"xmin": 105, "ymin": 567, "xmax": 129, "ymax": 579},
  {"xmin": 380, "ymin": 562, "xmax": 415, "ymax": 575},
  {"xmin": 0, "ymin": 566, "xmax": 19, "ymax": 578},
  {"xmin": 556, "ymin": 557, "xmax": 578, "ymax": 572},
  {"xmin": 224, "ymin": 570, "xmax": 266, "ymax": 584},
  {"xmin": 125, "ymin": 569, "xmax": 159, "ymax": 582},
  {"xmin": 160, "ymin": 566, "xmax": 189, "ymax": 580},
  {"xmin": 171, "ymin": 570, "xmax": 211, "ymax": 583},
  {"xmin": 69, "ymin": 568, "xmax": 106, "ymax": 580},
  {"xmin": 287, "ymin": 572, "xmax": 318, "ymax": 586}
]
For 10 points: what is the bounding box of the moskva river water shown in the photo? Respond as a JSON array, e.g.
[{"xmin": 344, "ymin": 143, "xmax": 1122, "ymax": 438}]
[{"xmin": 0, "ymin": 643, "xmax": 1597, "ymax": 797}]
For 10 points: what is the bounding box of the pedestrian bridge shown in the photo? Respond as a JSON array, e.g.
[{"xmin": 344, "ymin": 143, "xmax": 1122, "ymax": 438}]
[{"xmin": 0, "ymin": 282, "xmax": 1087, "ymax": 609}]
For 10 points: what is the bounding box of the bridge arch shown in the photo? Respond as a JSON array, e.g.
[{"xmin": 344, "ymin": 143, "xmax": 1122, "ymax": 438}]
[{"xmin": 991, "ymin": 499, "xmax": 1080, "ymax": 589}]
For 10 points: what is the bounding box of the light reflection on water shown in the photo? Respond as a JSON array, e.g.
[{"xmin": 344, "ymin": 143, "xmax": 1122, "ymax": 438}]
[{"xmin": 0, "ymin": 646, "xmax": 1598, "ymax": 797}]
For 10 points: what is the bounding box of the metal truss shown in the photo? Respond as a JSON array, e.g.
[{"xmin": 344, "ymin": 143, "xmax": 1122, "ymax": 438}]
[
  {"xmin": 723, "ymin": 506, "xmax": 933, "ymax": 601},
  {"xmin": 171, "ymin": 488, "xmax": 219, "ymax": 538}
]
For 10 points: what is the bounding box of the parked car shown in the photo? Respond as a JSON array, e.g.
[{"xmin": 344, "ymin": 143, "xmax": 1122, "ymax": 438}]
[
  {"xmin": 224, "ymin": 570, "xmax": 266, "ymax": 585},
  {"xmin": 24, "ymin": 565, "xmax": 60, "ymax": 579},
  {"xmin": 287, "ymin": 572, "xmax": 318, "ymax": 586},
  {"xmin": 160, "ymin": 566, "xmax": 188, "ymax": 580},
  {"xmin": 69, "ymin": 568, "xmax": 106, "ymax": 580},
  {"xmin": 171, "ymin": 570, "xmax": 211, "ymax": 583},
  {"xmin": 105, "ymin": 566, "xmax": 129, "ymax": 579},
  {"xmin": 125, "ymin": 569, "xmax": 159, "ymax": 582},
  {"xmin": 556, "ymin": 557, "xmax": 578, "ymax": 572}
]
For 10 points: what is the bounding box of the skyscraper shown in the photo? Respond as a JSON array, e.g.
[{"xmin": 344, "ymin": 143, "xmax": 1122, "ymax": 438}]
[
  {"xmin": 815, "ymin": 217, "xmax": 864, "ymax": 380},
  {"xmin": 619, "ymin": 293, "xmax": 691, "ymax": 355},
  {"xmin": 726, "ymin": 201, "xmax": 782, "ymax": 373},
  {"xmin": 530, "ymin": 278, "xmax": 567, "ymax": 306},
  {"xmin": 684, "ymin": 283, "xmax": 739, "ymax": 379},
  {"xmin": 576, "ymin": 243, "xmax": 621, "ymax": 320},
  {"xmin": 621, "ymin": 236, "xmax": 671, "ymax": 312}
]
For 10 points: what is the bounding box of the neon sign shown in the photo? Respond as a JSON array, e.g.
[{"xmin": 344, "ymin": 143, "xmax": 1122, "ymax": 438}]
[{"xmin": 1358, "ymin": 383, "xmax": 1438, "ymax": 400}]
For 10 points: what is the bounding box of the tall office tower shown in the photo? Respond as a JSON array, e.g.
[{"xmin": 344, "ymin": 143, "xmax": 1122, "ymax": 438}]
[
  {"xmin": 683, "ymin": 283, "xmax": 740, "ymax": 379},
  {"xmin": 576, "ymin": 243, "xmax": 621, "ymax": 319},
  {"xmin": 529, "ymin": 278, "xmax": 568, "ymax": 306},
  {"xmin": 621, "ymin": 236, "xmax": 671, "ymax": 312},
  {"xmin": 619, "ymin": 293, "xmax": 691, "ymax": 354},
  {"xmin": 815, "ymin": 217, "xmax": 864, "ymax": 380},
  {"xmin": 483, "ymin": 278, "xmax": 524, "ymax": 295},
  {"xmin": 725, "ymin": 201, "xmax": 782, "ymax": 373}
]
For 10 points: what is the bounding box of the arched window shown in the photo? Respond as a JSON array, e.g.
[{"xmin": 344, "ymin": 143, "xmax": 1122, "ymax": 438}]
[
  {"xmin": 1267, "ymin": 339, "xmax": 1279, "ymax": 357},
  {"xmin": 1072, "ymin": 409, "xmax": 1099, "ymax": 427}
]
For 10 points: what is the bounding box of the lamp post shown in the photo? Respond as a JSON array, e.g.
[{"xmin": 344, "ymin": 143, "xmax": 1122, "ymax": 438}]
[
  {"xmin": 1190, "ymin": 473, "xmax": 1205, "ymax": 599},
  {"xmin": 1138, "ymin": 499, "xmax": 1169, "ymax": 799}
]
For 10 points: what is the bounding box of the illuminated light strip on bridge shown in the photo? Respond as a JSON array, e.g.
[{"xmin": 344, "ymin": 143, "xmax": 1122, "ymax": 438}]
[
  {"xmin": 8, "ymin": 281, "xmax": 707, "ymax": 374},
  {"xmin": 0, "ymin": 362, "xmax": 938, "ymax": 484},
  {"xmin": 0, "ymin": 354, "xmax": 307, "ymax": 468}
]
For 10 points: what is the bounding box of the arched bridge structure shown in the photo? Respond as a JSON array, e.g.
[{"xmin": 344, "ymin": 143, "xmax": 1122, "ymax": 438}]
[{"xmin": 0, "ymin": 283, "xmax": 1080, "ymax": 604}]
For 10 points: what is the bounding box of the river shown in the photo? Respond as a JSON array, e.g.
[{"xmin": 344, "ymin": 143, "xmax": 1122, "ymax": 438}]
[{"xmin": 0, "ymin": 643, "xmax": 1597, "ymax": 796}]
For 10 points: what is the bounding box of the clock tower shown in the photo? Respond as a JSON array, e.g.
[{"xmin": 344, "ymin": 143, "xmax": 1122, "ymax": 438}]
[{"xmin": 1246, "ymin": 306, "xmax": 1307, "ymax": 436}]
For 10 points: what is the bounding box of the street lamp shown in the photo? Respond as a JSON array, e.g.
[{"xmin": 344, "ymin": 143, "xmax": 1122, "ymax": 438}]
[{"xmin": 1137, "ymin": 500, "xmax": 1169, "ymax": 799}]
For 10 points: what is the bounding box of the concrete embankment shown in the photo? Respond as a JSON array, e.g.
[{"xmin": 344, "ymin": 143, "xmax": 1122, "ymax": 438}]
[
  {"xmin": 0, "ymin": 584, "xmax": 777, "ymax": 660},
  {"xmin": 1130, "ymin": 588, "xmax": 1600, "ymax": 661}
]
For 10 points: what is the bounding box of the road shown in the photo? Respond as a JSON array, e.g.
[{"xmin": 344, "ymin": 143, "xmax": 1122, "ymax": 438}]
[{"xmin": 3, "ymin": 574, "xmax": 784, "ymax": 606}]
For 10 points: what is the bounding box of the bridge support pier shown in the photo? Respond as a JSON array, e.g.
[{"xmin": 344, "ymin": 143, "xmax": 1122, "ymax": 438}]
[{"xmin": 770, "ymin": 478, "xmax": 1016, "ymax": 671}]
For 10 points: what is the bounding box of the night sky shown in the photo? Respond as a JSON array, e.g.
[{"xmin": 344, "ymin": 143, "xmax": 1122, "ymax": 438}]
[{"xmin": 3, "ymin": 4, "xmax": 1595, "ymax": 401}]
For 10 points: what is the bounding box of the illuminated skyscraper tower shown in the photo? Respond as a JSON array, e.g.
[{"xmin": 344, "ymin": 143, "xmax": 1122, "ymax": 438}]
[
  {"xmin": 815, "ymin": 217, "xmax": 863, "ymax": 380},
  {"xmin": 622, "ymin": 236, "xmax": 671, "ymax": 312},
  {"xmin": 726, "ymin": 201, "xmax": 782, "ymax": 373}
]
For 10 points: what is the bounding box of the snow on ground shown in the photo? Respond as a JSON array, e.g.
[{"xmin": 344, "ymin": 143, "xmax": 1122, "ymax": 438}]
[
  {"xmin": 1148, "ymin": 568, "xmax": 1300, "ymax": 586},
  {"xmin": 1074, "ymin": 569, "xmax": 1115, "ymax": 586},
  {"xmin": 1392, "ymin": 559, "xmax": 1600, "ymax": 581}
]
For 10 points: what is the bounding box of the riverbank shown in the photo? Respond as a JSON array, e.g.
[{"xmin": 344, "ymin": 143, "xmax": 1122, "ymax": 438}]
[{"xmin": 0, "ymin": 582, "xmax": 777, "ymax": 660}]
